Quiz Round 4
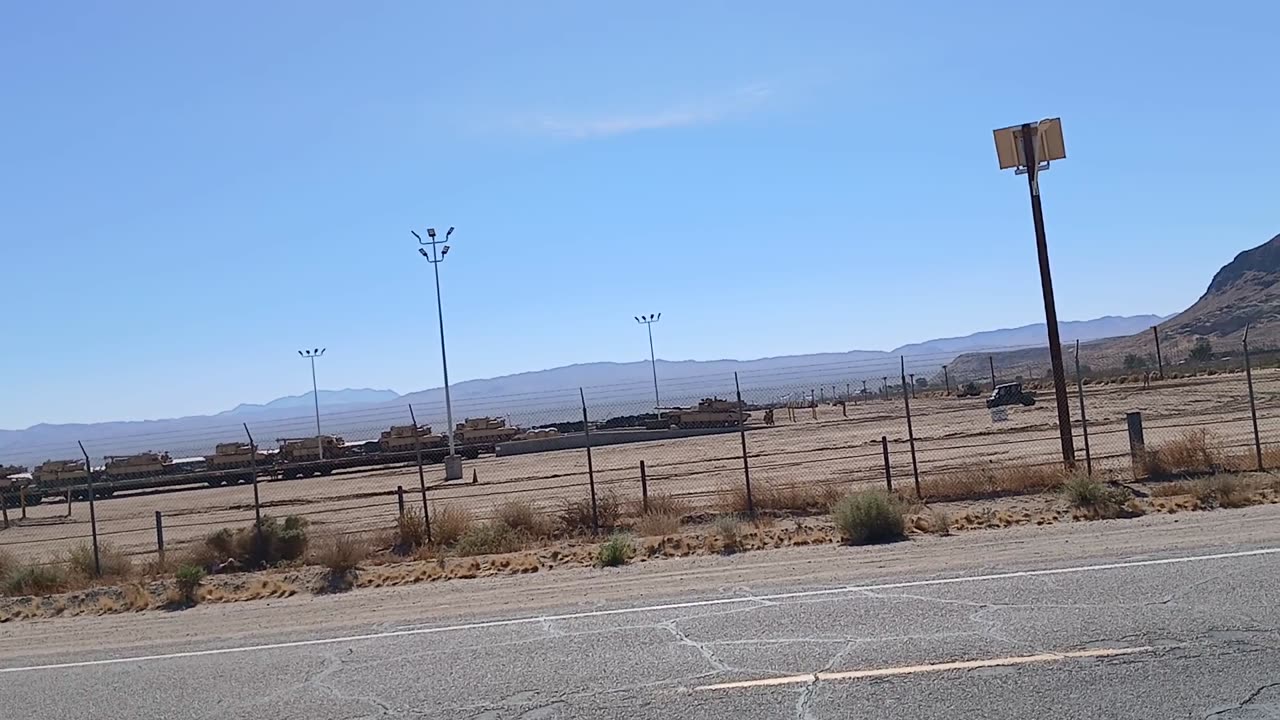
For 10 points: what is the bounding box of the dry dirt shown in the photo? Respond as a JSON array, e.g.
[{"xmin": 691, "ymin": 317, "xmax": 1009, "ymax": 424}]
[
  {"xmin": 3, "ymin": 369, "xmax": 1278, "ymax": 565},
  {"xmin": 4, "ymin": 470, "xmax": 1279, "ymax": 623}
]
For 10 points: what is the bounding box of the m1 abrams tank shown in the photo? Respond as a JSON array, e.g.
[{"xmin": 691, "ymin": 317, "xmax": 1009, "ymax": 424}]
[
  {"xmin": 34, "ymin": 459, "xmax": 91, "ymax": 499},
  {"xmin": 648, "ymin": 398, "xmax": 748, "ymax": 429},
  {"xmin": 104, "ymin": 452, "xmax": 173, "ymax": 480},
  {"xmin": 206, "ymin": 442, "xmax": 269, "ymax": 470},
  {"xmin": 276, "ymin": 436, "xmax": 347, "ymax": 479},
  {"xmin": 379, "ymin": 425, "xmax": 447, "ymax": 453},
  {"xmin": 454, "ymin": 417, "xmax": 520, "ymax": 445}
]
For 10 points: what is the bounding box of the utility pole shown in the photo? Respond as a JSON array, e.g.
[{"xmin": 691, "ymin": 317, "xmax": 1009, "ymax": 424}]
[
  {"xmin": 413, "ymin": 226, "xmax": 463, "ymax": 480},
  {"xmin": 298, "ymin": 348, "xmax": 326, "ymax": 461},
  {"xmin": 994, "ymin": 118, "xmax": 1075, "ymax": 467},
  {"xmin": 634, "ymin": 314, "xmax": 662, "ymax": 409}
]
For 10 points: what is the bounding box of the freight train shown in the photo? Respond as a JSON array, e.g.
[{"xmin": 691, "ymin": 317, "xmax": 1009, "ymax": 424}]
[{"xmin": 5, "ymin": 417, "xmax": 537, "ymax": 503}]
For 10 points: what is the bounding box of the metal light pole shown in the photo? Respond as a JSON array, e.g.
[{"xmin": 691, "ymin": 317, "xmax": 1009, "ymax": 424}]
[
  {"xmin": 413, "ymin": 226, "xmax": 463, "ymax": 480},
  {"xmin": 634, "ymin": 313, "xmax": 662, "ymax": 409},
  {"xmin": 994, "ymin": 117, "xmax": 1076, "ymax": 467},
  {"xmin": 298, "ymin": 348, "xmax": 326, "ymax": 461}
]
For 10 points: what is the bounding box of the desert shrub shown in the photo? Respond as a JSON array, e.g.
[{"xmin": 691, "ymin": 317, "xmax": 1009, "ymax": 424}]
[
  {"xmin": 0, "ymin": 549, "xmax": 15, "ymax": 579},
  {"xmin": 173, "ymin": 565, "xmax": 205, "ymax": 605},
  {"xmin": 831, "ymin": 492, "xmax": 906, "ymax": 545},
  {"xmin": 394, "ymin": 509, "xmax": 429, "ymax": 554},
  {"xmin": 596, "ymin": 534, "xmax": 633, "ymax": 567},
  {"xmin": 921, "ymin": 465, "xmax": 1066, "ymax": 502},
  {"xmin": 432, "ymin": 505, "xmax": 472, "ymax": 547},
  {"xmin": 634, "ymin": 512, "xmax": 681, "ymax": 537},
  {"xmin": 453, "ymin": 522, "xmax": 524, "ymax": 557},
  {"xmin": 1063, "ymin": 475, "xmax": 1133, "ymax": 519},
  {"xmin": 1193, "ymin": 475, "xmax": 1256, "ymax": 509},
  {"xmin": 495, "ymin": 500, "xmax": 552, "ymax": 537},
  {"xmin": 3, "ymin": 563, "xmax": 69, "ymax": 596},
  {"xmin": 313, "ymin": 533, "xmax": 369, "ymax": 575},
  {"xmin": 1143, "ymin": 430, "xmax": 1231, "ymax": 478},
  {"xmin": 641, "ymin": 493, "xmax": 688, "ymax": 518},
  {"xmin": 714, "ymin": 515, "xmax": 742, "ymax": 553},
  {"xmin": 558, "ymin": 492, "xmax": 620, "ymax": 533},
  {"xmin": 922, "ymin": 507, "xmax": 951, "ymax": 536},
  {"xmin": 1149, "ymin": 481, "xmax": 1197, "ymax": 498},
  {"xmin": 191, "ymin": 515, "xmax": 309, "ymax": 570},
  {"xmin": 65, "ymin": 541, "xmax": 133, "ymax": 581}
]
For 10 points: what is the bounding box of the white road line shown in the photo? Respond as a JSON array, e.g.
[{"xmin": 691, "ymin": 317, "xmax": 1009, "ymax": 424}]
[
  {"xmin": 1, "ymin": 546, "xmax": 1274, "ymax": 675},
  {"xmin": 695, "ymin": 647, "xmax": 1157, "ymax": 691}
]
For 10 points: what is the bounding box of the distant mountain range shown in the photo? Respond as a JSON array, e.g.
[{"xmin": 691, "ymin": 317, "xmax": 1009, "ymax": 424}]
[
  {"xmin": 0, "ymin": 314, "xmax": 1166, "ymax": 464},
  {"xmin": 948, "ymin": 232, "xmax": 1280, "ymax": 380}
]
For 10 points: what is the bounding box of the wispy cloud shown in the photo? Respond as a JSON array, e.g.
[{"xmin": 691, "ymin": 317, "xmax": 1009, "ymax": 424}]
[{"xmin": 517, "ymin": 83, "xmax": 773, "ymax": 139}]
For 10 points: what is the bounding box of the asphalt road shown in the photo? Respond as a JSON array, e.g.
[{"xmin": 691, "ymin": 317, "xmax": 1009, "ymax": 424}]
[{"xmin": 4, "ymin": 505, "xmax": 1280, "ymax": 719}]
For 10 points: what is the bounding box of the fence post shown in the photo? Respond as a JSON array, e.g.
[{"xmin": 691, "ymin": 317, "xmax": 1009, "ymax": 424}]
[
  {"xmin": 1126, "ymin": 412, "xmax": 1146, "ymax": 479},
  {"xmin": 1244, "ymin": 325, "xmax": 1264, "ymax": 471},
  {"xmin": 155, "ymin": 510, "xmax": 165, "ymax": 564},
  {"xmin": 989, "ymin": 356, "xmax": 997, "ymax": 390},
  {"xmin": 1152, "ymin": 326, "xmax": 1164, "ymax": 380},
  {"xmin": 243, "ymin": 423, "xmax": 262, "ymax": 529},
  {"xmin": 881, "ymin": 435, "xmax": 893, "ymax": 493},
  {"xmin": 21, "ymin": 485, "xmax": 28, "ymax": 520},
  {"xmin": 396, "ymin": 485, "xmax": 406, "ymax": 517},
  {"xmin": 640, "ymin": 460, "xmax": 649, "ymax": 514},
  {"xmin": 1074, "ymin": 340, "xmax": 1092, "ymax": 476},
  {"xmin": 841, "ymin": 400, "xmax": 848, "ymax": 418},
  {"xmin": 408, "ymin": 404, "xmax": 433, "ymax": 543},
  {"xmin": 734, "ymin": 372, "xmax": 755, "ymax": 517},
  {"xmin": 900, "ymin": 357, "xmax": 921, "ymax": 497},
  {"xmin": 943, "ymin": 365, "xmax": 951, "ymax": 395},
  {"xmin": 2, "ymin": 490, "xmax": 9, "ymax": 528},
  {"xmin": 76, "ymin": 440, "xmax": 102, "ymax": 578},
  {"xmin": 581, "ymin": 388, "xmax": 599, "ymax": 534}
]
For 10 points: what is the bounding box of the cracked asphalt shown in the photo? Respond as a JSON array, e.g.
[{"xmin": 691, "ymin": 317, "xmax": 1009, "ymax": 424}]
[{"xmin": 4, "ymin": 505, "xmax": 1280, "ymax": 719}]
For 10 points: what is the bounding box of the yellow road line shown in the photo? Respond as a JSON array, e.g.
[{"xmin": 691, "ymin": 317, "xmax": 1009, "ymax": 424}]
[{"xmin": 696, "ymin": 646, "xmax": 1155, "ymax": 691}]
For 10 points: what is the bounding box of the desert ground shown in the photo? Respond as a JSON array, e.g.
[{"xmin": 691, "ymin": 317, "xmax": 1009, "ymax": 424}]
[{"xmin": 3, "ymin": 368, "xmax": 1278, "ymax": 564}]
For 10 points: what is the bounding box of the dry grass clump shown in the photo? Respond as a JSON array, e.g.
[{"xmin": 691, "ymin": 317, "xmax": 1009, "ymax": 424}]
[
  {"xmin": 3, "ymin": 562, "xmax": 70, "ymax": 596},
  {"xmin": 313, "ymin": 533, "xmax": 369, "ymax": 575},
  {"xmin": 431, "ymin": 505, "xmax": 472, "ymax": 548},
  {"xmin": 1063, "ymin": 475, "xmax": 1136, "ymax": 520},
  {"xmin": 65, "ymin": 541, "xmax": 133, "ymax": 582},
  {"xmin": 920, "ymin": 465, "xmax": 1067, "ymax": 502},
  {"xmin": 831, "ymin": 492, "xmax": 906, "ymax": 545},
  {"xmin": 453, "ymin": 522, "xmax": 525, "ymax": 557},
  {"xmin": 495, "ymin": 500, "xmax": 552, "ymax": 538},
  {"xmin": 558, "ymin": 492, "xmax": 620, "ymax": 533},
  {"xmin": 393, "ymin": 509, "xmax": 429, "ymax": 554},
  {"xmin": 919, "ymin": 506, "xmax": 952, "ymax": 536},
  {"xmin": 718, "ymin": 482, "xmax": 842, "ymax": 515},
  {"xmin": 633, "ymin": 512, "xmax": 682, "ymax": 537},
  {"xmin": 639, "ymin": 493, "xmax": 688, "ymax": 518},
  {"xmin": 714, "ymin": 515, "xmax": 742, "ymax": 553},
  {"xmin": 1140, "ymin": 430, "xmax": 1236, "ymax": 478},
  {"xmin": 1192, "ymin": 475, "xmax": 1257, "ymax": 509}
]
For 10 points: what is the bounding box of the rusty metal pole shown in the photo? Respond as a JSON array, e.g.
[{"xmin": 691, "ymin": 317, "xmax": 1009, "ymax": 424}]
[
  {"xmin": 396, "ymin": 485, "xmax": 406, "ymax": 517},
  {"xmin": 1020, "ymin": 124, "xmax": 1076, "ymax": 469},
  {"xmin": 1152, "ymin": 326, "xmax": 1164, "ymax": 380},
  {"xmin": 155, "ymin": 510, "xmax": 165, "ymax": 564},
  {"xmin": 639, "ymin": 460, "xmax": 649, "ymax": 514},
  {"xmin": 1074, "ymin": 340, "xmax": 1092, "ymax": 476},
  {"xmin": 581, "ymin": 388, "xmax": 599, "ymax": 534},
  {"xmin": 408, "ymin": 404, "xmax": 433, "ymax": 542},
  {"xmin": 881, "ymin": 435, "xmax": 892, "ymax": 493},
  {"xmin": 943, "ymin": 365, "xmax": 951, "ymax": 395},
  {"xmin": 76, "ymin": 441, "xmax": 101, "ymax": 578},
  {"xmin": 243, "ymin": 423, "xmax": 262, "ymax": 528},
  {"xmin": 734, "ymin": 372, "xmax": 755, "ymax": 517},
  {"xmin": 900, "ymin": 357, "xmax": 921, "ymax": 497},
  {"xmin": 989, "ymin": 356, "xmax": 997, "ymax": 391},
  {"xmin": 1244, "ymin": 326, "xmax": 1264, "ymax": 471}
]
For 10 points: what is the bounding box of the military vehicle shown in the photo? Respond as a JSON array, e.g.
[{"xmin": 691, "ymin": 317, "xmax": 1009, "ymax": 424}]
[
  {"xmin": 986, "ymin": 383, "xmax": 1037, "ymax": 409},
  {"xmin": 379, "ymin": 425, "xmax": 447, "ymax": 453},
  {"xmin": 454, "ymin": 417, "xmax": 520, "ymax": 446},
  {"xmin": 104, "ymin": 452, "xmax": 173, "ymax": 480},
  {"xmin": 33, "ymin": 459, "xmax": 92, "ymax": 499},
  {"xmin": 956, "ymin": 382, "xmax": 983, "ymax": 398},
  {"xmin": 206, "ymin": 442, "xmax": 268, "ymax": 471},
  {"xmin": 0, "ymin": 465, "xmax": 39, "ymax": 508},
  {"xmin": 649, "ymin": 398, "xmax": 747, "ymax": 429}
]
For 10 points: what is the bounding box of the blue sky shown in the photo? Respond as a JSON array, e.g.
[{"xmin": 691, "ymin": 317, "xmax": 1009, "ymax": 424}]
[{"xmin": 3, "ymin": 2, "xmax": 1277, "ymax": 428}]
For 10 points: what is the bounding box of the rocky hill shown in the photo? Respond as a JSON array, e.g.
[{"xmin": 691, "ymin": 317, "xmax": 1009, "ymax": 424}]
[{"xmin": 948, "ymin": 233, "xmax": 1280, "ymax": 381}]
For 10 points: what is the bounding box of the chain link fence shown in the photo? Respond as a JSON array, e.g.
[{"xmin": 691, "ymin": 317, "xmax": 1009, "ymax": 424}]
[{"xmin": 3, "ymin": 339, "xmax": 1278, "ymax": 572}]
